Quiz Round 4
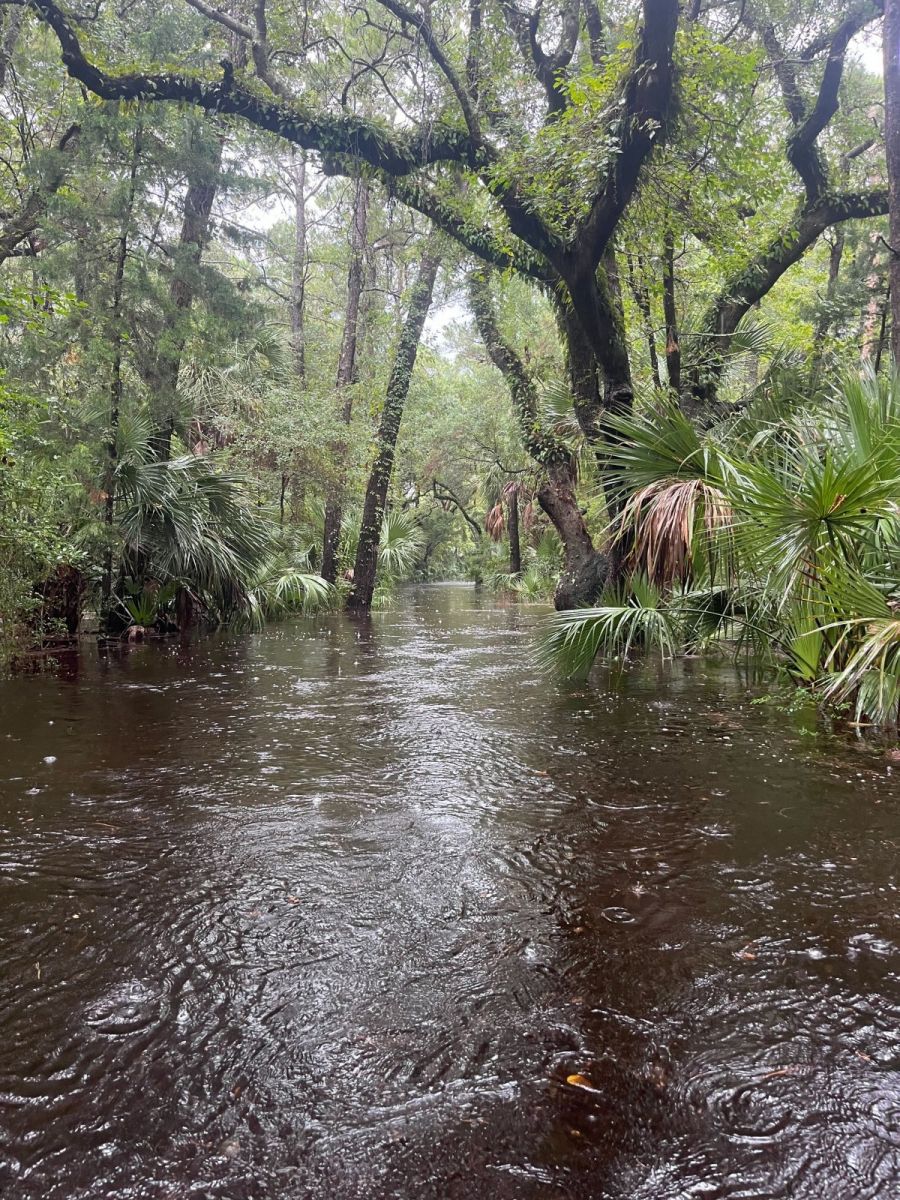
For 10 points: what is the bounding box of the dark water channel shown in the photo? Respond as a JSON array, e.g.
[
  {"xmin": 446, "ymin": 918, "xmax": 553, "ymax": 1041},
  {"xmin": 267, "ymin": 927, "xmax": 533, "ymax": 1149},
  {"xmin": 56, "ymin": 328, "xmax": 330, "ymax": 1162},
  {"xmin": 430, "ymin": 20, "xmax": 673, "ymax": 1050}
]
[{"xmin": 0, "ymin": 584, "xmax": 898, "ymax": 1199}]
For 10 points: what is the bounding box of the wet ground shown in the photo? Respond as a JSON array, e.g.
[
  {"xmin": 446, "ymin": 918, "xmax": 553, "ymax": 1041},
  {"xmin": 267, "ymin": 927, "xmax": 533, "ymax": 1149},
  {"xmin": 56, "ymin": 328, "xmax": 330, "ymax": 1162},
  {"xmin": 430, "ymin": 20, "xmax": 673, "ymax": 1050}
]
[{"xmin": 0, "ymin": 583, "xmax": 897, "ymax": 1199}]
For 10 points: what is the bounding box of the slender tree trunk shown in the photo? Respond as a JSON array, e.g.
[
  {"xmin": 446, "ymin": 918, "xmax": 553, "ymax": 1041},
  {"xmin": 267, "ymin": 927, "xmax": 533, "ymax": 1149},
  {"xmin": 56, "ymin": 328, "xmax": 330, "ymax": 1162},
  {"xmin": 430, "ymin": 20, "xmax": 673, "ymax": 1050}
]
[
  {"xmin": 662, "ymin": 229, "xmax": 681, "ymax": 394},
  {"xmin": 290, "ymin": 147, "xmax": 307, "ymax": 381},
  {"xmin": 885, "ymin": 0, "xmax": 900, "ymax": 365},
  {"xmin": 101, "ymin": 116, "xmax": 144, "ymax": 618},
  {"xmin": 809, "ymin": 229, "xmax": 844, "ymax": 380},
  {"xmin": 151, "ymin": 123, "xmax": 224, "ymax": 459},
  {"xmin": 279, "ymin": 472, "xmax": 289, "ymax": 525},
  {"xmin": 506, "ymin": 487, "xmax": 522, "ymax": 574},
  {"xmin": 347, "ymin": 249, "xmax": 440, "ymax": 613},
  {"xmin": 322, "ymin": 176, "xmax": 369, "ymax": 582},
  {"xmin": 626, "ymin": 254, "xmax": 661, "ymax": 388}
]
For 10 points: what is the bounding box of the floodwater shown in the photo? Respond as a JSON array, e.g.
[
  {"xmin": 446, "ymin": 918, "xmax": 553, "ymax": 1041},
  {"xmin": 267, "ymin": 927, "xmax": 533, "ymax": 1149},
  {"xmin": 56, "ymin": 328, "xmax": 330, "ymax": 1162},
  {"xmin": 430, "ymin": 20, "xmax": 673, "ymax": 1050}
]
[{"xmin": 0, "ymin": 584, "xmax": 897, "ymax": 1200}]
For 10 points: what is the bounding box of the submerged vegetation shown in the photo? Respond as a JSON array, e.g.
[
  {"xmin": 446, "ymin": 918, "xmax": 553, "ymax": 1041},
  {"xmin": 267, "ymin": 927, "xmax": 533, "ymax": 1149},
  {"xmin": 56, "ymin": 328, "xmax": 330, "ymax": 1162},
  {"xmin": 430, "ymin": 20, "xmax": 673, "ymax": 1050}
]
[{"xmin": 0, "ymin": 0, "xmax": 898, "ymax": 729}]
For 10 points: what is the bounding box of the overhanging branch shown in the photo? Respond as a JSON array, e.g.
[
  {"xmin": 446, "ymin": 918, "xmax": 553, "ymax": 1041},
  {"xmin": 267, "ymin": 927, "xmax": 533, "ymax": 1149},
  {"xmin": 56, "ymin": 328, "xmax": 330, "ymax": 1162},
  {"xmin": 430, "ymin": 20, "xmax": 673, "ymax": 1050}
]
[{"xmin": 14, "ymin": 0, "xmax": 477, "ymax": 176}]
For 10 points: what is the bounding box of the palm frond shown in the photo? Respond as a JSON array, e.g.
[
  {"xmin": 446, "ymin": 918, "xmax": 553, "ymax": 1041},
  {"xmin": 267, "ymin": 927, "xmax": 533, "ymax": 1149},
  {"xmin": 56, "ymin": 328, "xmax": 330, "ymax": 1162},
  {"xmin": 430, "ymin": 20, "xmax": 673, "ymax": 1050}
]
[
  {"xmin": 378, "ymin": 509, "xmax": 426, "ymax": 578},
  {"xmin": 538, "ymin": 577, "xmax": 678, "ymax": 679}
]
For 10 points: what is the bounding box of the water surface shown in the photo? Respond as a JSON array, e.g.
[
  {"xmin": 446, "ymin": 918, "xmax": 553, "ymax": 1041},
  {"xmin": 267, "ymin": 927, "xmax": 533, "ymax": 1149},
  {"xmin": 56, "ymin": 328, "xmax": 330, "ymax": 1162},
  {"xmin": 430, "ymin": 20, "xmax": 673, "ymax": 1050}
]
[{"xmin": 0, "ymin": 584, "xmax": 897, "ymax": 1198}]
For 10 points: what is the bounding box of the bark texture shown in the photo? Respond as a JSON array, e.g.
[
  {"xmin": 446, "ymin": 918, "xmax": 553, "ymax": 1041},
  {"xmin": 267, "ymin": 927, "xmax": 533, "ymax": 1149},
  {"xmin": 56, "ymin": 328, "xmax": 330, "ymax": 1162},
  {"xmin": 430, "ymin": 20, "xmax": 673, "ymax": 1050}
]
[
  {"xmin": 347, "ymin": 249, "xmax": 441, "ymax": 613},
  {"xmin": 662, "ymin": 230, "xmax": 681, "ymax": 393}
]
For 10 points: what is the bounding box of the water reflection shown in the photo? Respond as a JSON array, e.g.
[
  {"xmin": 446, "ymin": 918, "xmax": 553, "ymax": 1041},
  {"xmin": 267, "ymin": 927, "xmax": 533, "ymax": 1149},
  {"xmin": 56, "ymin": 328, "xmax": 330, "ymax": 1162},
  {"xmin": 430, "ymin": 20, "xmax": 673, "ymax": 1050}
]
[{"xmin": 0, "ymin": 583, "xmax": 897, "ymax": 1199}]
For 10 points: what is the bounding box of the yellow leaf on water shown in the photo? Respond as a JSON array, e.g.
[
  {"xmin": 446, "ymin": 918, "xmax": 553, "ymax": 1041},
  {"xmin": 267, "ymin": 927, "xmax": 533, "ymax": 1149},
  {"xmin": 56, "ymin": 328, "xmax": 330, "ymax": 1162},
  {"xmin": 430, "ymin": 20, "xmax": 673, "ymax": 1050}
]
[{"xmin": 566, "ymin": 1074, "xmax": 592, "ymax": 1088}]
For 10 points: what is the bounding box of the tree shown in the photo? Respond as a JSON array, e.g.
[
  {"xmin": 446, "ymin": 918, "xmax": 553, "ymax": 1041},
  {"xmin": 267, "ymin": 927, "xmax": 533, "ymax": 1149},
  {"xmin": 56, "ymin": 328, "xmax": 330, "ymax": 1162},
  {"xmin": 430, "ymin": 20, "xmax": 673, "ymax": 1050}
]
[
  {"xmin": 348, "ymin": 243, "xmax": 440, "ymax": 612},
  {"xmin": 7, "ymin": 0, "xmax": 685, "ymax": 602}
]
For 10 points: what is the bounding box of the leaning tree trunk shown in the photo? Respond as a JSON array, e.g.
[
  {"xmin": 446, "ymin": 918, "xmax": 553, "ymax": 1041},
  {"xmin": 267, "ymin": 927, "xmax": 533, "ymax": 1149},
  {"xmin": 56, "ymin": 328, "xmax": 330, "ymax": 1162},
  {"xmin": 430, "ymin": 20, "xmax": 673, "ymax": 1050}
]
[
  {"xmin": 470, "ymin": 268, "xmax": 609, "ymax": 610},
  {"xmin": 322, "ymin": 176, "xmax": 369, "ymax": 582},
  {"xmin": 149, "ymin": 122, "xmax": 224, "ymax": 459},
  {"xmin": 886, "ymin": 0, "xmax": 900, "ymax": 365},
  {"xmin": 347, "ymin": 249, "xmax": 441, "ymax": 613}
]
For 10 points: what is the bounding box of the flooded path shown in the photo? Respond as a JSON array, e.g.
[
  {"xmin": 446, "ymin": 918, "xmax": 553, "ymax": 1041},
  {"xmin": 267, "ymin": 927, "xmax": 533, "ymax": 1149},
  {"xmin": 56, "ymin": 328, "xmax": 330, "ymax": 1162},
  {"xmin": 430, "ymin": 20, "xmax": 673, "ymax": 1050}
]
[{"xmin": 0, "ymin": 584, "xmax": 898, "ymax": 1198}]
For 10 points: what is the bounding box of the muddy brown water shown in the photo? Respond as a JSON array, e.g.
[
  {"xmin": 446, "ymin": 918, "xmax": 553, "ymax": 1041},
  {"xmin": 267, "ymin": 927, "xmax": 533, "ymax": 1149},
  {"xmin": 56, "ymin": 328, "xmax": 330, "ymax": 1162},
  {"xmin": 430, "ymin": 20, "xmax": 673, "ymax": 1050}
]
[{"xmin": 0, "ymin": 584, "xmax": 897, "ymax": 1199}]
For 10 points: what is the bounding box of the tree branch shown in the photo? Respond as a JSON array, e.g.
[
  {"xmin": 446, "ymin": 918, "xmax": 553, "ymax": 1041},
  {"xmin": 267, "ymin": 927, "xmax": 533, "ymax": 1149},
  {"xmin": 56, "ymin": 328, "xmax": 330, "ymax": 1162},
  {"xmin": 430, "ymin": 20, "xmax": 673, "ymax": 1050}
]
[
  {"xmin": 572, "ymin": 0, "xmax": 679, "ymax": 270},
  {"xmin": 0, "ymin": 120, "xmax": 80, "ymax": 266},
  {"xmin": 182, "ymin": 0, "xmax": 251, "ymax": 40},
  {"xmin": 468, "ymin": 265, "xmax": 572, "ymax": 467},
  {"xmin": 750, "ymin": 5, "xmax": 882, "ymax": 202},
  {"xmin": 689, "ymin": 187, "xmax": 889, "ymax": 398},
  {"xmin": 374, "ymin": 0, "xmax": 484, "ymax": 150},
  {"xmin": 500, "ymin": 0, "xmax": 581, "ymax": 115},
  {"xmin": 432, "ymin": 479, "xmax": 482, "ymax": 537},
  {"xmin": 16, "ymin": 0, "xmax": 477, "ymax": 175}
]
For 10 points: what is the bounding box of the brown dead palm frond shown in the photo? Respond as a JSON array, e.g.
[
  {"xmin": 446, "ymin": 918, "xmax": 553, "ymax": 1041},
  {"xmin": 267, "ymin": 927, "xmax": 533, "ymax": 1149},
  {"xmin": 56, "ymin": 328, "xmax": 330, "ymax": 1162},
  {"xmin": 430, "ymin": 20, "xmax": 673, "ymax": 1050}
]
[
  {"xmin": 615, "ymin": 477, "xmax": 733, "ymax": 586},
  {"xmin": 485, "ymin": 502, "xmax": 505, "ymax": 541}
]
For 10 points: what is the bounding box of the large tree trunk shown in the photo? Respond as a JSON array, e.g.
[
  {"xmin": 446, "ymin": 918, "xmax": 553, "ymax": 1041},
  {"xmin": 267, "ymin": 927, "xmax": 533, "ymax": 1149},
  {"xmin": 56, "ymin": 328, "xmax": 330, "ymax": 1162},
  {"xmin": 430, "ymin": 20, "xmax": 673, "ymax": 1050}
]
[
  {"xmin": 149, "ymin": 123, "xmax": 224, "ymax": 458},
  {"xmin": 553, "ymin": 274, "xmax": 628, "ymax": 532},
  {"xmin": 563, "ymin": 262, "xmax": 636, "ymax": 542},
  {"xmin": 470, "ymin": 268, "xmax": 608, "ymax": 609},
  {"xmin": 885, "ymin": 0, "xmax": 900, "ymax": 365},
  {"xmin": 555, "ymin": 261, "xmax": 631, "ymax": 581},
  {"xmin": 538, "ymin": 463, "xmax": 609, "ymax": 609},
  {"xmin": 322, "ymin": 176, "xmax": 369, "ymax": 582},
  {"xmin": 347, "ymin": 249, "xmax": 441, "ymax": 613}
]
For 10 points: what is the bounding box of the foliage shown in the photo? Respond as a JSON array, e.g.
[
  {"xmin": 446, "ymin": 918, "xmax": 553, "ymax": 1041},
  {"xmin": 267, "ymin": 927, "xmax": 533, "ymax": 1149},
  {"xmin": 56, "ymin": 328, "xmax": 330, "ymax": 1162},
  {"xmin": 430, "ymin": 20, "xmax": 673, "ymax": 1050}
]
[
  {"xmin": 377, "ymin": 509, "xmax": 427, "ymax": 580},
  {"xmin": 544, "ymin": 370, "xmax": 900, "ymax": 726}
]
